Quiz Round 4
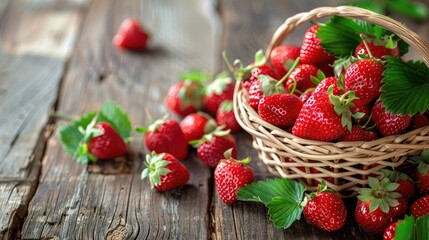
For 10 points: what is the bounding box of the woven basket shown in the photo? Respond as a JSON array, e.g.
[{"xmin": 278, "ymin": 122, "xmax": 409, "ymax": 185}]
[{"xmin": 233, "ymin": 6, "xmax": 429, "ymax": 198}]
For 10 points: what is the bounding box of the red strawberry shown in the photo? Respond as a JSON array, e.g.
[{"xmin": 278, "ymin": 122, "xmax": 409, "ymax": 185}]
[
  {"xmin": 284, "ymin": 157, "xmax": 305, "ymax": 172},
  {"xmin": 383, "ymin": 222, "xmax": 398, "ymax": 240},
  {"xmin": 299, "ymin": 90, "xmax": 313, "ymax": 104},
  {"xmin": 88, "ymin": 122, "xmax": 128, "ymax": 159},
  {"xmin": 193, "ymin": 127, "xmax": 237, "ymax": 168},
  {"xmin": 412, "ymin": 114, "xmax": 429, "ymax": 130},
  {"xmin": 113, "ymin": 19, "xmax": 149, "ymax": 50},
  {"xmin": 410, "ymin": 149, "xmax": 429, "ymax": 196},
  {"xmin": 180, "ymin": 112, "xmax": 217, "ymax": 143},
  {"xmin": 243, "ymin": 64, "xmax": 279, "ymax": 91},
  {"xmin": 337, "ymin": 126, "xmax": 378, "ymax": 141},
  {"xmin": 142, "ymin": 116, "xmax": 188, "ymax": 160},
  {"xmin": 380, "ymin": 169, "xmax": 415, "ymax": 200},
  {"xmin": 310, "ymin": 167, "xmax": 335, "ymax": 186},
  {"xmin": 344, "ymin": 59, "xmax": 385, "ymax": 107},
  {"xmin": 204, "ymin": 74, "xmax": 234, "ymax": 115},
  {"xmin": 165, "ymin": 80, "xmax": 205, "ymax": 116},
  {"xmin": 258, "ymin": 93, "xmax": 303, "ymax": 128},
  {"xmin": 351, "ymin": 104, "xmax": 371, "ymax": 125},
  {"xmin": 270, "ymin": 45, "xmax": 301, "ymax": 77},
  {"xmin": 313, "ymin": 76, "xmax": 343, "ymax": 95},
  {"xmin": 355, "ymin": 177, "xmax": 404, "ymax": 235},
  {"xmin": 302, "ymin": 183, "xmax": 347, "ymax": 232},
  {"xmin": 410, "ymin": 195, "xmax": 429, "ymax": 218},
  {"xmin": 300, "ymin": 25, "xmax": 336, "ymax": 65},
  {"xmin": 141, "ymin": 152, "xmax": 189, "ymax": 191},
  {"xmin": 371, "ymin": 101, "xmax": 411, "ymax": 137},
  {"xmin": 354, "ymin": 41, "xmax": 400, "ymax": 60},
  {"xmin": 285, "ymin": 64, "xmax": 319, "ymax": 93},
  {"xmin": 216, "ymin": 100, "xmax": 241, "ymax": 133},
  {"xmin": 214, "ymin": 152, "xmax": 254, "ymax": 204}
]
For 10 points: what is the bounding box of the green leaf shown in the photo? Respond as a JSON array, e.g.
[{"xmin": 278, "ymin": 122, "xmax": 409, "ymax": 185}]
[
  {"xmin": 387, "ymin": 0, "xmax": 429, "ymax": 21},
  {"xmin": 254, "ymin": 50, "xmax": 266, "ymax": 66},
  {"xmin": 416, "ymin": 215, "xmax": 429, "ymax": 240},
  {"xmin": 349, "ymin": 1, "xmax": 385, "ymax": 14},
  {"xmin": 267, "ymin": 196, "xmax": 303, "ymax": 229},
  {"xmin": 380, "ymin": 57, "xmax": 429, "ymax": 115},
  {"xmin": 394, "ymin": 215, "xmax": 415, "ymax": 240},
  {"xmin": 179, "ymin": 70, "xmax": 213, "ymax": 83},
  {"xmin": 98, "ymin": 101, "xmax": 132, "ymax": 140},
  {"xmin": 237, "ymin": 178, "xmax": 305, "ymax": 205}
]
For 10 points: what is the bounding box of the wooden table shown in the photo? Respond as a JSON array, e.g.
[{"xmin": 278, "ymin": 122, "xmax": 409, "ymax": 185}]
[{"xmin": 1, "ymin": 0, "xmax": 428, "ymax": 239}]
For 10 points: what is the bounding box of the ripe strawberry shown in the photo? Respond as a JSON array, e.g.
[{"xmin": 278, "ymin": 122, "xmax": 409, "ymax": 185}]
[
  {"xmin": 113, "ymin": 19, "xmax": 149, "ymax": 50},
  {"xmin": 270, "ymin": 45, "xmax": 301, "ymax": 77},
  {"xmin": 371, "ymin": 101, "xmax": 411, "ymax": 137},
  {"xmin": 284, "ymin": 157, "xmax": 305, "ymax": 172},
  {"xmin": 299, "ymin": 90, "xmax": 313, "ymax": 104},
  {"xmin": 193, "ymin": 126, "xmax": 237, "ymax": 168},
  {"xmin": 165, "ymin": 80, "xmax": 205, "ymax": 116},
  {"xmin": 355, "ymin": 177, "xmax": 403, "ymax": 235},
  {"xmin": 410, "ymin": 149, "xmax": 429, "ymax": 196},
  {"xmin": 285, "ymin": 64, "xmax": 319, "ymax": 93},
  {"xmin": 258, "ymin": 93, "xmax": 303, "ymax": 128},
  {"xmin": 300, "ymin": 25, "xmax": 336, "ymax": 65},
  {"xmin": 354, "ymin": 41, "xmax": 400, "ymax": 60},
  {"xmin": 216, "ymin": 100, "xmax": 241, "ymax": 133},
  {"xmin": 383, "ymin": 222, "xmax": 398, "ymax": 240},
  {"xmin": 310, "ymin": 167, "xmax": 335, "ymax": 186},
  {"xmin": 244, "ymin": 64, "xmax": 279, "ymax": 91},
  {"xmin": 214, "ymin": 152, "xmax": 254, "ymax": 204},
  {"xmin": 344, "ymin": 59, "xmax": 385, "ymax": 107},
  {"xmin": 87, "ymin": 122, "xmax": 128, "ymax": 159},
  {"xmin": 412, "ymin": 114, "xmax": 429, "ymax": 130},
  {"xmin": 351, "ymin": 104, "xmax": 371, "ymax": 125},
  {"xmin": 204, "ymin": 73, "xmax": 234, "ymax": 115},
  {"xmin": 410, "ymin": 195, "xmax": 429, "ymax": 218},
  {"xmin": 180, "ymin": 112, "xmax": 217, "ymax": 143},
  {"xmin": 141, "ymin": 152, "xmax": 189, "ymax": 191},
  {"xmin": 337, "ymin": 126, "xmax": 378, "ymax": 141},
  {"xmin": 141, "ymin": 116, "xmax": 188, "ymax": 160},
  {"xmin": 380, "ymin": 169, "xmax": 415, "ymax": 200},
  {"xmin": 313, "ymin": 76, "xmax": 343, "ymax": 95},
  {"xmin": 303, "ymin": 183, "xmax": 347, "ymax": 232}
]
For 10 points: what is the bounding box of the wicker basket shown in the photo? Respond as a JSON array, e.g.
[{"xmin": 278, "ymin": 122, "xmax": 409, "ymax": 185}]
[{"xmin": 233, "ymin": 6, "xmax": 429, "ymax": 198}]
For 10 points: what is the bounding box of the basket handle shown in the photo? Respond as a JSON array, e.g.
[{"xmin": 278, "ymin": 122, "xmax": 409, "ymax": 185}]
[{"xmin": 265, "ymin": 6, "xmax": 429, "ymax": 68}]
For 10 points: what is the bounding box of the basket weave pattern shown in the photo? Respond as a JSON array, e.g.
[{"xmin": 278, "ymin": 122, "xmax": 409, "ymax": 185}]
[{"xmin": 233, "ymin": 6, "xmax": 429, "ymax": 197}]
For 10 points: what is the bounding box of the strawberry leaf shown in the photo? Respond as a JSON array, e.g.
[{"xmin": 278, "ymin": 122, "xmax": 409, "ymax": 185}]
[
  {"xmin": 267, "ymin": 196, "xmax": 303, "ymax": 229},
  {"xmin": 380, "ymin": 57, "xmax": 429, "ymax": 115},
  {"xmin": 98, "ymin": 101, "xmax": 132, "ymax": 141},
  {"xmin": 395, "ymin": 215, "xmax": 416, "ymax": 240},
  {"xmin": 416, "ymin": 215, "xmax": 429, "ymax": 240}
]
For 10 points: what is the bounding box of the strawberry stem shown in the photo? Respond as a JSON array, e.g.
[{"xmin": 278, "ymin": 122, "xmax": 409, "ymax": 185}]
[
  {"xmin": 222, "ymin": 51, "xmax": 235, "ymax": 73},
  {"xmin": 360, "ymin": 34, "xmax": 374, "ymax": 59},
  {"xmin": 275, "ymin": 57, "xmax": 300, "ymax": 87}
]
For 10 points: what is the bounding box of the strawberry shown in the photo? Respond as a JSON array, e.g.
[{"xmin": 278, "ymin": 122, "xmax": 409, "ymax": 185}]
[
  {"xmin": 192, "ymin": 126, "xmax": 237, "ymax": 168},
  {"xmin": 337, "ymin": 125, "xmax": 378, "ymax": 141},
  {"xmin": 285, "ymin": 64, "xmax": 319, "ymax": 93},
  {"xmin": 270, "ymin": 45, "xmax": 301, "ymax": 77},
  {"xmin": 284, "ymin": 157, "xmax": 305, "ymax": 172},
  {"xmin": 383, "ymin": 222, "xmax": 398, "ymax": 240},
  {"xmin": 412, "ymin": 114, "xmax": 429, "ymax": 130},
  {"xmin": 313, "ymin": 76, "xmax": 343, "ymax": 95},
  {"xmin": 310, "ymin": 167, "xmax": 335, "ymax": 186},
  {"xmin": 344, "ymin": 59, "xmax": 385, "ymax": 107},
  {"xmin": 354, "ymin": 41, "xmax": 400, "ymax": 60},
  {"xmin": 409, "ymin": 149, "xmax": 429, "ymax": 196},
  {"xmin": 87, "ymin": 122, "xmax": 128, "ymax": 159},
  {"xmin": 179, "ymin": 112, "xmax": 217, "ymax": 143},
  {"xmin": 258, "ymin": 93, "xmax": 303, "ymax": 128},
  {"xmin": 371, "ymin": 101, "xmax": 411, "ymax": 137},
  {"xmin": 244, "ymin": 64, "xmax": 279, "ymax": 91},
  {"xmin": 300, "ymin": 25, "xmax": 336, "ymax": 65},
  {"xmin": 216, "ymin": 100, "xmax": 241, "ymax": 133},
  {"xmin": 302, "ymin": 182, "xmax": 347, "ymax": 232},
  {"xmin": 203, "ymin": 73, "xmax": 235, "ymax": 115},
  {"xmin": 113, "ymin": 19, "xmax": 149, "ymax": 50},
  {"xmin": 355, "ymin": 177, "xmax": 404, "ymax": 235},
  {"xmin": 214, "ymin": 151, "xmax": 254, "ymax": 204},
  {"xmin": 165, "ymin": 77, "xmax": 206, "ymax": 116},
  {"xmin": 141, "ymin": 152, "xmax": 189, "ymax": 191},
  {"xmin": 141, "ymin": 115, "xmax": 188, "ymax": 160},
  {"xmin": 299, "ymin": 90, "xmax": 313, "ymax": 104},
  {"xmin": 351, "ymin": 104, "xmax": 371, "ymax": 125},
  {"xmin": 380, "ymin": 169, "xmax": 415, "ymax": 200},
  {"xmin": 410, "ymin": 195, "xmax": 429, "ymax": 218}
]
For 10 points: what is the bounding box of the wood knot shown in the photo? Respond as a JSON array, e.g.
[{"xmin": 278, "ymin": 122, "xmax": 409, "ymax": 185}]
[{"xmin": 106, "ymin": 219, "xmax": 127, "ymax": 240}]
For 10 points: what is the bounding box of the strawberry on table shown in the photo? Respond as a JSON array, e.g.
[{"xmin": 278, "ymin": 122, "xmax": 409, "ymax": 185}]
[
  {"xmin": 87, "ymin": 122, "xmax": 128, "ymax": 159},
  {"xmin": 203, "ymin": 73, "xmax": 234, "ymax": 116},
  {"xmin": 179, "ymin": 112, "xmax": 217, "ymax": 143},
  {"xmin": 371, "ymin": 100, "xmax": 411, "ymax": 137},
  {"xmin": 216, "ymin": 100, "xmax": 241, "ymax": 133},
  {"xmin": 300, "ymin": 25, "xmax": 336, "ymax": 65},
  {"xmin": 410, "ymin": 195, "xmax": 429, "ymax": 218},
  {"xmin": 214, "ymin": 150, "xmax": 254, "ymax": 205},
  {"xmin": 270, "ymin": 45, "xmax": 301, "ymax": 77},
  {"xmin": 113, "ymin": 19, "xmax": 149, "ymax": 50},
  {"xmin": 141, "ymin": 152, "xmax": 190, "ymax": 191}
]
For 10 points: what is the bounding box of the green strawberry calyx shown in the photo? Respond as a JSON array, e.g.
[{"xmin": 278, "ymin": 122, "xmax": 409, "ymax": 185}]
[
  {"xmin": 178, "ymin": 79, "xmax": 205, "ymax": 110},
  {"xmin": 205, "ymin": 72, "xmax": 232, "ymax": 96},
  {"xmin": 141, "ymin": 151, "xmax": 171, "ymax": 189},
  {"xmin": 219, "ymin": 100, "xmax": 233, "ymax": 112},
  {"xmin": 357, "ymin": 177, "xmax": 401, "ymax": 213},
  {"xmin": 258, "ymin": 57, "xmax": 300, "ymax": 96},
  {"xmin": 221, "ymin": 148, "xmax": 251, "ymax": 166},
  {"xmin": 408, "ymin": 149, "xmax": 429, "ymax": 176},
  {"xmin": 190, "ymin": 125, "xmax": 230, "ymax": 147},
  {"xmin": 223, "ymin": 50, "xmax": 266, "ymax": 81},
  {"xmin": 136, "ymin": 114, "xmax": 169, "ymax": 134},
  {"xmin": 379, "ymin": 169, "xmax": 411, "ymax": 182}
]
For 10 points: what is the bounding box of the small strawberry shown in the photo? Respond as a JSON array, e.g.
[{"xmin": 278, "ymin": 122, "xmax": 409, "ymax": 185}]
[
  {"xmin": 355, "ymin": 177, "xmax": 404, "ymax": 235},
  {"xmin": 344, "ymin": 59, "xmax": 385, "ymax": 107},
  {"xmin": 371, "ymin": 101, "xmax": 411, "ymax": 137},
  {"xmin": 179, "ymin": 112, "xmax": 217, "ymax": 143},
  {"xmin": 192, "ymin": 126, "xmax": 237, "ymax": 168},
  {"xmin": 139, "ymin": 115, "xmax": 188, "ymax": 160},
  {"xmin": 313, "ymin": 76, "xmax": 343, "ymax": 95},
  {"xmin": 409, "ymin": 149, "xmax": 429, "ymax": 196},
  {"xmin": 214, "ymin": 150, "xmax": 254, "ymax": 204},
  {"xmin": 285, "ymin": 64, "xmax": 319, "ymax": 93},
  {"xmin": 203, "ymin": 73, "xmax": 235, "ymax": 115},
  {"xmin": 270, "ymin": 45, "xmax": 301, "ymax": 77},
  {"xmin": 351, "ymin": 104, "xmax": 371, "ymax": 125},
  {"xmin": 380, "ymin": 169, "xmax": 415, "ymax": 200},
  {"xmin": 412, "ymin": 114, "xmax": 429, "ymax": 130},
  {"xmin": 141, "ymin": 152, "xmax": 190, "ymax": 191},
  {"xmin": 113, "ymin": 19, "xmax": 149, "ymax": 50},
  {"xmin": 383, "ymin": 221, "xmax": 398, "ymax": 240},
  {"xmin": 410, "ymin": 195, "xmax": 429, "ymax": 218},
  {"xmin": 310, "ymin": 167, "xmax": 335, "ymax": 186},
  {"xmin": 216, "ymin": 100, "xmax": 241, "ymax": 133},
  {"xmin": 337, "ymin": 125, "xmax": 378, "ymax": 141},
  {"xmin": 87, "ymin": 122, "xmax": 128, "ymax": 159},
  {"xmin": 354, "ymin": 40, "xmax": 400, "ymax": 60},
  {"xmin": 258, "ymin": 93, "xmax": 303, "ymax": 128},
  {"xmin": 300, "ymin": 25, "xmax": 336, "ymax": 65},
  {"xmin": 244, "ymin": 64, "xmax": 279, "ymax": 91}
]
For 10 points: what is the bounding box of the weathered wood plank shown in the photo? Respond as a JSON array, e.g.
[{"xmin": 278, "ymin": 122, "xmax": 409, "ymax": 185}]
[{"xmin": 21, "ymin": 0, "xmax": 219, "ymax": 238}]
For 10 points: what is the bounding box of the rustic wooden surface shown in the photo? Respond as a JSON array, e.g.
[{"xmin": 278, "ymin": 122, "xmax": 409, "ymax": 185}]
[{"xmin": 0, "ymin": 0, "xmax": 428, "ymax": 239}]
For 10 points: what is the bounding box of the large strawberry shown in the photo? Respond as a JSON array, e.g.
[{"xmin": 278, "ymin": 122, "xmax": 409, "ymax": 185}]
[
  {"xmin": 258, "ymin": 93, "xmax": 303, "ymax": 128},
  {"xmin": 409, "ymin": 149, "xmax": 429, "ymax": 196},
  {"xmin": 216, "ymin": 100, "xmax": 241, "ymax": 133},
  {"xmin": 141, "ymin": 152, "xmax": 190, "ymax": 191},
  {"xmin": 192, "ymin": 126, "xmax": 237, "ymax": 168},
  {"xmin": 410, "ymin": 195, "xmax": 429, "ymax": 218},
  {"xmin": 344, "ymin": 59, "xmax": 385, "ymax": 107},
  {"xmin": 380, "ymin": 169, "xmax": 415, "ymax": 200},
  {"xmin": 203, "ymin": 73, "xmax": 235, "ymax": 115},
  {"xmin": 165, "ymin": 77, "xmax": 206, "ymax": 116},
  {"xmin": 214, "ymin": 151, "xmax": 254, "ymax": 204},
  {"xmin": 371, "ymin": 101, "xmax": 411, "ymax": 137},
  {"xmin": 113, "ymin": 19, "xmax": 149, "ymax": 50},
  {"xmin": 300, "ymin": 25, "xmax": 336, "ymax": 65},
  {"xmin": 270, "ymin": 45, "xmax": 301, "ymax": 77},
  {"xmin": 285, "ymin": 64, "xmax": 319, "ymax": 93},
  {"xmin": 354, "ymin": 40, "xmax": 400, "ymax": 60},
  {"xmin": 337, "ymin": 125, "xmax": 378, "ymax": 141},
  {"xmin": 87, "ymin": 122, "xmax": 128, "ymax": 159},
  {"xmin": 140, "ymin": 115, "xmax": 188, "ymax": 160},
  {"xmin": 355, "ymin": 177, "xmax": 404, "ymax": 235},
  {"xmin": 179, "ymin": 112, "xmax": 217, "ymax": 143}
]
